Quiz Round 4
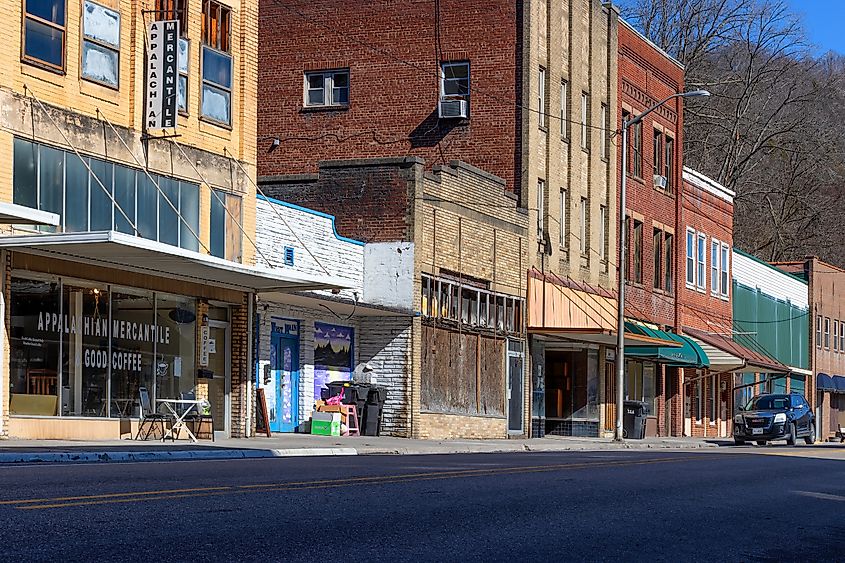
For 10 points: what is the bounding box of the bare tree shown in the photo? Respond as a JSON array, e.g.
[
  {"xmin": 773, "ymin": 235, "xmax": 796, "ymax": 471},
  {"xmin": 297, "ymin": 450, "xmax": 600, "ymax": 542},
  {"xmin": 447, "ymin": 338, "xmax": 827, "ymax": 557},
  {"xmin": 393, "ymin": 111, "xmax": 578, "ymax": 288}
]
[{"xmin": 619, "ymin": 0, "xmax": 845, "ymax": 264}]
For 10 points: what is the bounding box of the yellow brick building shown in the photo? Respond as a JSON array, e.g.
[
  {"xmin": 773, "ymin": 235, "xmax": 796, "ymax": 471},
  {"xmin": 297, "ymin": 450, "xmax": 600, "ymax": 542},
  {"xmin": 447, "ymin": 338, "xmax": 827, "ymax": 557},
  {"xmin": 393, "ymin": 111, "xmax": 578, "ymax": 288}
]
[{"xmin": 0, "ymin": 0, "xmax": 322, "ymax": 440}]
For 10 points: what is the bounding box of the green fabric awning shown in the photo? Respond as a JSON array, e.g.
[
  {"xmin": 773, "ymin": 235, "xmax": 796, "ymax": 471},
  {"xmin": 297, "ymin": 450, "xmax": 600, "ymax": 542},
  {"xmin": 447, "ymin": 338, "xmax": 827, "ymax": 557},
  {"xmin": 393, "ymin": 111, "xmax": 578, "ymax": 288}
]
[{"xmin": 625, "ymin": 324, "xmax": 710, "ymax": 368}]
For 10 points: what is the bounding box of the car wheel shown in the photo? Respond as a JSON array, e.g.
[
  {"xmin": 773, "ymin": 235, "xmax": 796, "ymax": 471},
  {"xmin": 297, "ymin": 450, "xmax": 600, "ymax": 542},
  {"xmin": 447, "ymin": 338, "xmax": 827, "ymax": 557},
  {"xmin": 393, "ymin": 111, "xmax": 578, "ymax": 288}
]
[
  {"xmin": 734, "ymin": 438, "xmax": 746, "ymax": 446},
  {"xmin": 804, "ymin": 422, "xmax": 816, "ymax": 445},
  {"xmin": 786, "ymin": 423, "xmax": 797, "ymax": 446},
  {"xmin": 756, "ymin": 440, "xmax": 767, "ymax": 446}
]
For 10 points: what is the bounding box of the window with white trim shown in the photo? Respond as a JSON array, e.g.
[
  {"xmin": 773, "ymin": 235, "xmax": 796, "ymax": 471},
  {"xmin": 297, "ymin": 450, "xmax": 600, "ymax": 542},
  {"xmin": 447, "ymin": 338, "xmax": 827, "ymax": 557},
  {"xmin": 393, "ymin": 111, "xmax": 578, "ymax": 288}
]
[
  {"xmin": 835, "ymin": 321, "xmax": 839, "ymax": 352},
  {"xmin": 817, "ymin": 316, "xmax": 823, "ymax": 348},
  {"xmin": 580, "ymin": 92, "xmax": 590, "ymax": 149},
  {"xmin": 686, "ymin": 228, "xmax": 695, "ymax": 287},
  {"xmin": 538, "ymin": 67, "xmax": 546, "ymax": 129},
  {"xmin": 840, "ymin": 320, "xmax": 845, "ymax": 352},
  {"xmin": 711, "ymin": 238, "xmax": 719, "ymax": 293},
  {"xmin": 601, "ymin": 103, "xmax": 609, "ymax": 159},
  {"xmin": 441, "ymin": 61, "xmax": 469, "ymax": 100},
  {"xmin": 305, "ymin": 70, "xmax": 349, "ymax": 108},
  {"xmin": 696, "ymin": 232, "xmax": 706, "ymax": 290},
  {"xmin": 559, "ymin": 189, "xmax": 567, "ymax": 247},
  {"xmin": 824, "ymin": 317, "xmax": 831, "ymax": 349},
  {"xmin": 720, "ymin": 242, "xmax": 730, "ymax": 296},
  {"xmin": 177, "ymin": 38, "xmax": 189, "ymax": 113},
  {"xmin": 537, "ymin": 179, "xmax": 545, "ymax": 238},
  {"xmin": 81, "ymin": 1, "xmax": 120, "ymax": 88},
  {"xmin": 579, "ymin": 197, "xmax": 588, "ymax": 254},
  {"xmin": 560, "ymin": 80, "xmax": 568, "ymax": 138}
]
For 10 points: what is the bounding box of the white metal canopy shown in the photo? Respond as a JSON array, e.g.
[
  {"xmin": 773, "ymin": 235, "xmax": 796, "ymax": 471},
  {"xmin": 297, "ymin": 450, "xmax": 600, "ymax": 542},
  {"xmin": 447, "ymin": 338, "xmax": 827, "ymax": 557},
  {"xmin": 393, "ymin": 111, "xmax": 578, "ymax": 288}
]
[
  {"xmin": 0, "ymin": 202, "xmax": 60, "ymax": 226},
  {"xmin": 0, "ymin": 230, "xmax": 350, "ymax": 293}
]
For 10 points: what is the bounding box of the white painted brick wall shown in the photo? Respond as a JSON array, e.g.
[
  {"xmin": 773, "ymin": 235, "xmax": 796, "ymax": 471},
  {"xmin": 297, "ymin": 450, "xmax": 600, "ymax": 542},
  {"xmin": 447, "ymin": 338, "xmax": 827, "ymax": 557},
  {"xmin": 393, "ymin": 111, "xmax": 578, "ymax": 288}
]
[
  {"xmin": 256, "ymin": 300, "xmax": 412, "ymax": 437},
  {"xmin": 255, "ymin": 196, "xmax": 364, "ymax": 300}
]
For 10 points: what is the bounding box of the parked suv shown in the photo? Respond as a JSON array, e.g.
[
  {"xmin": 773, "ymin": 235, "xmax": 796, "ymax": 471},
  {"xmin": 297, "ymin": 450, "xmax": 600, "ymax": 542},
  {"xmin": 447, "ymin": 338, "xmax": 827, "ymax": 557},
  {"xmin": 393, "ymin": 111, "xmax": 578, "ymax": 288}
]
[{"xmin": 733, "ymin": 393, "xmax": 815, "ymax": 446}]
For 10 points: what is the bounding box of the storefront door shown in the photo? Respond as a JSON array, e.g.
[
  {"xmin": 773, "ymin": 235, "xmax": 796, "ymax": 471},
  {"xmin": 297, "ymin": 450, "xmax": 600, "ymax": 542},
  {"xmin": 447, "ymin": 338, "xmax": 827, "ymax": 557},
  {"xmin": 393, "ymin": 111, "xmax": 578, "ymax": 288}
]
[
  {"xmin": 507, "ymin": 340, "xmax": 524, "ymax": 434},
  {"xmin": 270, "ymin": 321, "xmax": 300, "ymax": 433},
  {"xmin": 207, "ymin": 321, "xmax": 230, "ymax": 435}
]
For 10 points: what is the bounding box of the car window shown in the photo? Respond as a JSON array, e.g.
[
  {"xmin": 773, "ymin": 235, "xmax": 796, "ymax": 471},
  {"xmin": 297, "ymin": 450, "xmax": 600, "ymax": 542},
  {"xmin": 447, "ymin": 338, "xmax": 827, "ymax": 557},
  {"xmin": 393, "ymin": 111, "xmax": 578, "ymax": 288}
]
[{"xmin": 745, "ymin": 395, "xmax": 790, "ymax": 410}]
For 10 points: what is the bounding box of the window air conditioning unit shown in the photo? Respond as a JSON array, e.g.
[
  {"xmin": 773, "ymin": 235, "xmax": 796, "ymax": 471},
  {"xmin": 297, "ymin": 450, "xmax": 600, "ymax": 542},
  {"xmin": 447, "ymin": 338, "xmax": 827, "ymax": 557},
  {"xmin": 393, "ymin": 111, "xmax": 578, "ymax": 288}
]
[
  {"xmin": 654, "ymin": 174, "xmax": 668, "ymax": 190},
  {"xmin": 438, "ymin": 99, "xmax": 468, "ymax": 119}
]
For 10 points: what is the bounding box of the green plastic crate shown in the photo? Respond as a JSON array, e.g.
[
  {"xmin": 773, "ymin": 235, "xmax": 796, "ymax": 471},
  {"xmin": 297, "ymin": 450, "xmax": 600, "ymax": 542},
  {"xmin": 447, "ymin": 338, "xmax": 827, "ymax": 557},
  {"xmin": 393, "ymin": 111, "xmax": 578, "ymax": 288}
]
[{"xmin": 311, "ymin": 419, "xmax": 340, "ymax": 436}]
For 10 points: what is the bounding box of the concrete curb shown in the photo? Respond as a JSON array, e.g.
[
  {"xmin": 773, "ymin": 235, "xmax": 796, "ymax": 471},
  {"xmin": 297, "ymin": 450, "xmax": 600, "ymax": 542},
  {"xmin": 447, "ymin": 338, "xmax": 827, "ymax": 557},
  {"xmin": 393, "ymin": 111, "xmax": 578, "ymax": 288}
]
[
  {"xmin": 0, "ymin": 447, "xmax": 358, "ymax": 464},
  {"xmin": 0, "ymin": 440, "xmax": 720, "ymax": 464}
]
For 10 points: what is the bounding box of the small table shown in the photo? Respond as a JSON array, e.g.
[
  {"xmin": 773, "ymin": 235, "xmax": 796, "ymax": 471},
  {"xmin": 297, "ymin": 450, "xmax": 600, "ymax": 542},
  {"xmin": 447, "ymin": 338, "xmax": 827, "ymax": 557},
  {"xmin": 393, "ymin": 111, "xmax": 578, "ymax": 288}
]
[{"xmin": 156, "ymin": 399, "xmax": 203, "ymax": 443}]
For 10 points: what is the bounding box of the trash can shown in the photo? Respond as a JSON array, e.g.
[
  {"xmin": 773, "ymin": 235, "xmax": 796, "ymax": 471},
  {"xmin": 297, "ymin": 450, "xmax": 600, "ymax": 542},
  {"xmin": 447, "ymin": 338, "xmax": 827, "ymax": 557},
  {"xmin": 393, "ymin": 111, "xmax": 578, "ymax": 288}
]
[
  {"xmin": 623, "ymin": 400, "xmax": 648, "ymax": 439},
  {"xmin": 361, "ymin": 385, "xmax": 388, "ymax": 436}
]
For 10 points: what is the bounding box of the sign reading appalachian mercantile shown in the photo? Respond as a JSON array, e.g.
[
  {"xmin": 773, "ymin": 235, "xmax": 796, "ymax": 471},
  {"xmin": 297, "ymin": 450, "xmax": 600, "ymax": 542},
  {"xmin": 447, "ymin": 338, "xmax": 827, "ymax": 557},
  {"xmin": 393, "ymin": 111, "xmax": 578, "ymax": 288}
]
[{"xmin": 146, "ymin": 20, "xmax": 180, "ymax": 130}]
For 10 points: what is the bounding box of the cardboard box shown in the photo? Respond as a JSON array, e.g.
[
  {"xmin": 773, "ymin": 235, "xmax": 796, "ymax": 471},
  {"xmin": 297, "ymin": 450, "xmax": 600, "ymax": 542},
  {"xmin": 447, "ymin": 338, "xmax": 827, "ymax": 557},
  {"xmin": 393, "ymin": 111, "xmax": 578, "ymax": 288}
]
[{"xmin": 310, "ymin": 411, "xmax": 341, "ymax": 436}]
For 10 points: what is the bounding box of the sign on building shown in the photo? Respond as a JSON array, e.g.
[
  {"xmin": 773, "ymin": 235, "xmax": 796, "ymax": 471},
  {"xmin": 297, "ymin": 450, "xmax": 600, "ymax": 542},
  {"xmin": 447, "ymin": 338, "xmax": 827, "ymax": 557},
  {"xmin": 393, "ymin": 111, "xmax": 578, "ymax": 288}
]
[{"xmin": 146, "ymin": 20, "xmax": 180, "ymax": 130}]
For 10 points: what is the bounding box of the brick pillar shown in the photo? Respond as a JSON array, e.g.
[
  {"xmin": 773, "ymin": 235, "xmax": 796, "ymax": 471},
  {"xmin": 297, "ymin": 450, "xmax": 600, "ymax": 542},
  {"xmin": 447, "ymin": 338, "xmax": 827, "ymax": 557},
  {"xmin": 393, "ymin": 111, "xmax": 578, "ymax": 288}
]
[
  {"xmin": 1, "ymin": 250, "xmax": 10, "ymax": 437},
  {"xmin": 194, "ymin": 300, "xmax": 209, "ymax": 403},
  {"xmin": 229, "ymin": 294, "xmax": 251, "ymax": 438}
]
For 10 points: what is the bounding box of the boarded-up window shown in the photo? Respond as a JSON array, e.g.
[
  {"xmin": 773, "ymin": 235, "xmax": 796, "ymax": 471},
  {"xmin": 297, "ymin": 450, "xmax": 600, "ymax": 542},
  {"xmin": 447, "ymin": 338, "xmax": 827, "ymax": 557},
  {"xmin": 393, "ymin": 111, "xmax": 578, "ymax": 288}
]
[{"xmin": 421, "ymin": 325, "xmax": 505, "ymax": 416}]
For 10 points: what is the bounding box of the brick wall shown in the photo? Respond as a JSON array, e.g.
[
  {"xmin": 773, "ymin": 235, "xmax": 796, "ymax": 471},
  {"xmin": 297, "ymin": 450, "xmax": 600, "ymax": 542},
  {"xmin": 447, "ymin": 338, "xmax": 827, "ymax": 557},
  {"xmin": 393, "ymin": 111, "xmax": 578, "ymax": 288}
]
[
  {"xmin": 230, "ymin": 294, "xmax": 252, "ymax": 438},
  {"xmin": 617, "ymin": 21, "xmax": 684, "ymax": 329},
  {"xmin": 678, "ymin": 171, "xmax": 734, "ymax": 333},
  {"xmin": 258, "ymin": 0, "xmax": 519, "ymax": 194},
  {"xmin": 261, "ymin": 158, "xmax": 422, "ymax": 244},
  {"xmin": 417, "ymin": 412, "xmax": 508, "ymax": 440}
]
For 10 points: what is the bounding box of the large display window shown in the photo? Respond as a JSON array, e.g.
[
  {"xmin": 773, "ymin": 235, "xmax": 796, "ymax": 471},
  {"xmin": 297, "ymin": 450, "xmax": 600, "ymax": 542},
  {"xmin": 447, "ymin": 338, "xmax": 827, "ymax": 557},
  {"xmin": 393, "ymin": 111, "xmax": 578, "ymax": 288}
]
[{"xmin": 9, "ymin": 274, "xmax": 197, "ymax": 418}]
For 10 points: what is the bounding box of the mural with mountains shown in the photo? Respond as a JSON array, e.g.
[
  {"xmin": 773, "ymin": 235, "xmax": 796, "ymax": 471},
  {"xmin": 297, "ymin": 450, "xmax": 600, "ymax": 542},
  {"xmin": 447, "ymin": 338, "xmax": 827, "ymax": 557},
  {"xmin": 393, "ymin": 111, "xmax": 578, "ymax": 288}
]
[{"xmin": 314, "ymin": 322, "xmax": 353, "ymax": 400}]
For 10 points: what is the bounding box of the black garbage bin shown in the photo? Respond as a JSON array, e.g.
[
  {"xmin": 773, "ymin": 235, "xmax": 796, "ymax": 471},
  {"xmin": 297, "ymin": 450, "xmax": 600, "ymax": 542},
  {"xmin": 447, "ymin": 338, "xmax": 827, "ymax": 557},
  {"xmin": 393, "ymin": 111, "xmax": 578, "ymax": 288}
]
[
  {"xmin": 361, "ymin": 385, "xmax": 388, "ymax": 436},
  {"xmin": 623, "ymin": 400, "xmax": 648, "ymax": 439}
]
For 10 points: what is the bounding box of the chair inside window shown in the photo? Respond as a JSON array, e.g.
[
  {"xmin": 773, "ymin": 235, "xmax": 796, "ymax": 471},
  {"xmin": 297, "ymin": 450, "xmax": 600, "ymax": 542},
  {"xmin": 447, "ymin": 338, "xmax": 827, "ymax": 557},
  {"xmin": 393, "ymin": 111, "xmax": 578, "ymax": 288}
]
[{"xmin": 135, "ymin": 387, "xmax": 174, "ymax": 441}]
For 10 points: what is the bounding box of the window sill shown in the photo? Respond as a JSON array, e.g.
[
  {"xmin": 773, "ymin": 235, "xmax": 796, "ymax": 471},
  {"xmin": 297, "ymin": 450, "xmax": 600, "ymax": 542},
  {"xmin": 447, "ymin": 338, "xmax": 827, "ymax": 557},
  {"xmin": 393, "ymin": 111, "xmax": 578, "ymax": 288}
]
[
  {"xmin": 21, "ymin": 57, "xmax": 65, "ymax": 77},
  {"xmin": 561, "ymin": 136, "xmax": 570, "ymax": 143},
  {"xmin": 300, "ymin": 104, "xmax": 350, "ymax": 113},
  {"xmin": 199, "ymin": 116, "xmax": 233, "ymax": 134}
]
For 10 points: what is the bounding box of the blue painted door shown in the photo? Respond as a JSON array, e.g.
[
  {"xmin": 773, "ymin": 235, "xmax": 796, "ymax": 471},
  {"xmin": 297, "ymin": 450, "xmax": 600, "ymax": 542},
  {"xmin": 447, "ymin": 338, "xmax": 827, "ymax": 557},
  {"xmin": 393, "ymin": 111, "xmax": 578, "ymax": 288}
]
[{"xmin": 270, "ymin": 321, "xmax": 300, "ymax": 433}]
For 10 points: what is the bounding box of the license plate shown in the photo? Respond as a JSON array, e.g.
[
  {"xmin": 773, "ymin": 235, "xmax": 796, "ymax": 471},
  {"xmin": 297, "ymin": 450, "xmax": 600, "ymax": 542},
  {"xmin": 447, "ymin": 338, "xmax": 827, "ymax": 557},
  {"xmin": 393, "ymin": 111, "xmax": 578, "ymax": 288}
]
[{"xmin": 752, "ymin": 428, "xmax": 763, "ymax": 435}]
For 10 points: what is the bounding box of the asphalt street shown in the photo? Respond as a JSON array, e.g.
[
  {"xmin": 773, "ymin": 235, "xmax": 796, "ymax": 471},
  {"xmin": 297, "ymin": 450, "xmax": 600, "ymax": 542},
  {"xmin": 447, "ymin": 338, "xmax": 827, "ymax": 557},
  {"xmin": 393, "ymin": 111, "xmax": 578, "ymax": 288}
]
[{"xmin": 0, "ymin": 446, "xmax": 843, "ymax": 562}]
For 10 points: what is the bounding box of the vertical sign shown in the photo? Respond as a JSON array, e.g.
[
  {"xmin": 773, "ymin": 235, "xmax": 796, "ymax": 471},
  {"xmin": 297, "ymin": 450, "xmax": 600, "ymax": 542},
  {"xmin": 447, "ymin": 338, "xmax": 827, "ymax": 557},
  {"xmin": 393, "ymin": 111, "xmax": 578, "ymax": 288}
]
[
  {"xmin": 199, "ymin": 325, "xmax": 210, "ymax": 367},
  {"xmin": 146, "ymin": 20, "xmax": 180, "ymax": 130}
]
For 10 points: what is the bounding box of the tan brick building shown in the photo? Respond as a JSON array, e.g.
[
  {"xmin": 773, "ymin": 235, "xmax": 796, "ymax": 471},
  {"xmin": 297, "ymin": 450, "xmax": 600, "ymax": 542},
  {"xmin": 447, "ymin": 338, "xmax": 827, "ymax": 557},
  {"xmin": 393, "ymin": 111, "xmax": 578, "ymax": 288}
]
[
  {"xmin": 258, "ymin": 0, "xmax": 620, "ymax": 438},
  {"xmin": 0, "ymin": 0, "xmax": 333, "ymax": 440}
]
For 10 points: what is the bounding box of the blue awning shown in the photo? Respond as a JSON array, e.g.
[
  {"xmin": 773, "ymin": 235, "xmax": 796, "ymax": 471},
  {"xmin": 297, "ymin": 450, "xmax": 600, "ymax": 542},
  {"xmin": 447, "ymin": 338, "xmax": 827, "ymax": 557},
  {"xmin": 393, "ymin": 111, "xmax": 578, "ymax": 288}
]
[{"xmin": 817, "ymin": 373, "xmax": 845, "ymax": 393}]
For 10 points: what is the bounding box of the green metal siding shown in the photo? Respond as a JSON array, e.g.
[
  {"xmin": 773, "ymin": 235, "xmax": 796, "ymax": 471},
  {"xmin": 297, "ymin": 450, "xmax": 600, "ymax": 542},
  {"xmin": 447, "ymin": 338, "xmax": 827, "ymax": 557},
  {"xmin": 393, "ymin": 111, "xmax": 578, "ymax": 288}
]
[{"xmin": 732, "ymin": 281, "xmax": 809, "ymax": 369}]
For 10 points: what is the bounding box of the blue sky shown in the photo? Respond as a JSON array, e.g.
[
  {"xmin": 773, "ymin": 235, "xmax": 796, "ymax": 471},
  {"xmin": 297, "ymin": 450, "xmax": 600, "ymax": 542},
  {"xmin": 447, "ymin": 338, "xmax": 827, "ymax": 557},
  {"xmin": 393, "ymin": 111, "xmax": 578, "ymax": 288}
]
[{"xmin": 788, "ymin": 0, "xmax": 845, "ymax": 54}]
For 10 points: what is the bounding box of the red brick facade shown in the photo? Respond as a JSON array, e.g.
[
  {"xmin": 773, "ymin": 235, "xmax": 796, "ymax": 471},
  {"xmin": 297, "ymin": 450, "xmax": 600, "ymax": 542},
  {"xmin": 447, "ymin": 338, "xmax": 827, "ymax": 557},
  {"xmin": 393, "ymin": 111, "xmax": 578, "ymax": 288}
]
[
  {"xmin": 257, "ymin": 0, "xmax": 520, "ymax": 195},
  {"xmin": 618, "ymin": 22, "xmax": 684, "ymax": 329}
]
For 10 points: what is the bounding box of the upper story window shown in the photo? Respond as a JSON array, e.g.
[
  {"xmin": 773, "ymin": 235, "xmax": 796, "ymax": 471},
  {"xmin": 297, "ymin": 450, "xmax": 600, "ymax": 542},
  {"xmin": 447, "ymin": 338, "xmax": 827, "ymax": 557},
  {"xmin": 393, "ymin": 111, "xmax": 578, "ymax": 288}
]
[
  {"xmin": 720, "ymin": 242, "xmax": 729, "ymax": 296},
  {"xmin": 210, "ymin": 189, "xmax": 243, "ymax": 262},
  {"xmin": 631, "ymin": 121, "xmax": 643, "ymax": 177},
  {"xmin": 664, "ymin": 232, "xmax": 673, "ymax": 293},
  {"xmin": 156, "ymin": 0, "xmax": 188, "ymax": 36},
  {"xmin": 201, "ymin": 0, "xmax": 232, "ymax": 126},
  {"xmin": 653, "ymin": 129, "xmax": 663, "ymax": 177},
  {"xmin": 664, "ymin": 136, "xmax": 674, "ymax": 192},
  {"xmin": 600, "ymin": 103, "xmax": 609, "ymax": 159},
  {"xmin": 632, "ymin": 219, "xmax": 643, "ymax": 284},
  {"xmin": 696, "ymin": 232, "xmax": 706, "ymax": 290},
  {"xmin": 824, "ymin": 317, "xmax": 831, "ymax": 349},
  {"xmin": 685, "ymin": 228, "xmax": 695, "ymax": 287},
  {"xmin": 22, "ymin": 0, "xmax": 66, "ymax": 71},
  {"xmin": 13, "ymin": 137, "xmax": 200, "ymax": 252},
  {"xmin": 81, "ymin": 1, "xmax": 120, "ymax": 89},
  {"xmin": 441, "ymin": 61, "xmax": 469, "ymax": 99},
  {"xmin": 537, "ymin": 179, "xmax": 545, "ymax": 239},
  {"xmin": 816, "ymin": 316, "xmax": 822, "ymax": 349},
  {"xmin": 305, "ymin": 70, "xmax": 350, "ymax": 107},
  {"xmin": 580, "ymin": 197, "xmax": 589, "ymax": 255},
  {"xmin": 420, "ymin": 274, "xmax": 523, "ymax": 335},
  {"xmin": 580, "ymin": 92, "xmax": 590, "ymax": 150},
  {"xmin": 560, "ymin": 80, "xmax": 568, "ymax": 138},
  {"xmin": 538, "ymin": 67, "xmax": 546, "ymax": 129},
  {"xmin": 559, "ymin": 189, "xmax": 567, "ymax": 248},
  {"xmin": 711, "ymin": 238, "xmax": 720, "ymax": 293}
]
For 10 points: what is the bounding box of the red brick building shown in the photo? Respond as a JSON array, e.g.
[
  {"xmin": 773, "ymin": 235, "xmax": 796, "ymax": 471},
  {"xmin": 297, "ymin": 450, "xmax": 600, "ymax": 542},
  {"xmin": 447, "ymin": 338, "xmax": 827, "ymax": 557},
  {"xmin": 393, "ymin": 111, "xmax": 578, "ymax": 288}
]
[
  {"xmin": 616, "ymin": 20, "xmax": 688, "ymax": 437},
  {"xmin": 257, "ymin": 0, "xmax": 520, "ymax": 198}
]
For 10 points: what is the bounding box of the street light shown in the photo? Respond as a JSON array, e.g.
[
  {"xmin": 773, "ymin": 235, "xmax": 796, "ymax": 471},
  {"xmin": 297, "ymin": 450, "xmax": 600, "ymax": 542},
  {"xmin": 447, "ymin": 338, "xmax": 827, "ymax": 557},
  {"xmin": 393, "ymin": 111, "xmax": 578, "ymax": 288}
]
[{"xmin": 614, "ymin": 89, "xmax": 710, "ymax": 442}]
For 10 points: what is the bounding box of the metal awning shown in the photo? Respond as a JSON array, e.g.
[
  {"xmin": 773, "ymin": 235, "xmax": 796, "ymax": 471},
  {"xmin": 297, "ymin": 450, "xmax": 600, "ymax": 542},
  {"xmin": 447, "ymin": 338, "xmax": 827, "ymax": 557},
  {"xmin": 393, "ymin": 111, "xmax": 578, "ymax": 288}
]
[
  {"xmin": 0, "ymin": 231, "xmax": 350, "ymax": 293},
  {"xmin": 529, "ymin": 321, "xmax": 683, "ymax": 348},
  {"xmin": 683, "ymin": 326, "xmax": 787, "ymax": 374},
  {"xmin": 626, "ymin": 323, "xmax": 709, "ymax": 368},
  {"xmin": 0, "ymin": 202, "xmax": 60, "ymax": 226},
  {"xmin": 817, "ymin": 373, "xmax": 845, "ymax": 393}
]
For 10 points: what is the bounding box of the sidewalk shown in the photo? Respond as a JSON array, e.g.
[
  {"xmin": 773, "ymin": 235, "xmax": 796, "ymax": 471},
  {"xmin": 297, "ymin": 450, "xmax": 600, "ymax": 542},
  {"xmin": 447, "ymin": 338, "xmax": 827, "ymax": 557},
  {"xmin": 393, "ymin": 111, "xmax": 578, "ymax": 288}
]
[{"xmin": 0, "ymin": 433, "xmax": 725, "ymax": 464}]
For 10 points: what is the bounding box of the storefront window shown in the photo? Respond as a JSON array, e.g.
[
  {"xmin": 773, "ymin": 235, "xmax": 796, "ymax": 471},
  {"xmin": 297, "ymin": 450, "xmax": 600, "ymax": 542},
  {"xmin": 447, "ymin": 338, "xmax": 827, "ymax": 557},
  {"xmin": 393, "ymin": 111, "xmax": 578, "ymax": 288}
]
[
  {"xmin": 154, "ymin": 294, "xmax": 197, "ymax": 401},
  {"xmin": 9, "ymin": 278, "xmax": 61, "ymax": 415},
  {"xmin": 109, "ymin": 290, "xmax": 156, "ymax": 417},
  {"xmin": 62, "ymin": 284, "xmax": 110, "ymax": 416},
  {"xmin": 789, "ymin": 374, "xmax": 805, "ymax": 398},
  {"xmin": 9, "ymin": 274, "xmax": 203, "ymax": 419},
  {"xmin": 625, "ymin": 360, "xmax": 656, "ymax": 415}
]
